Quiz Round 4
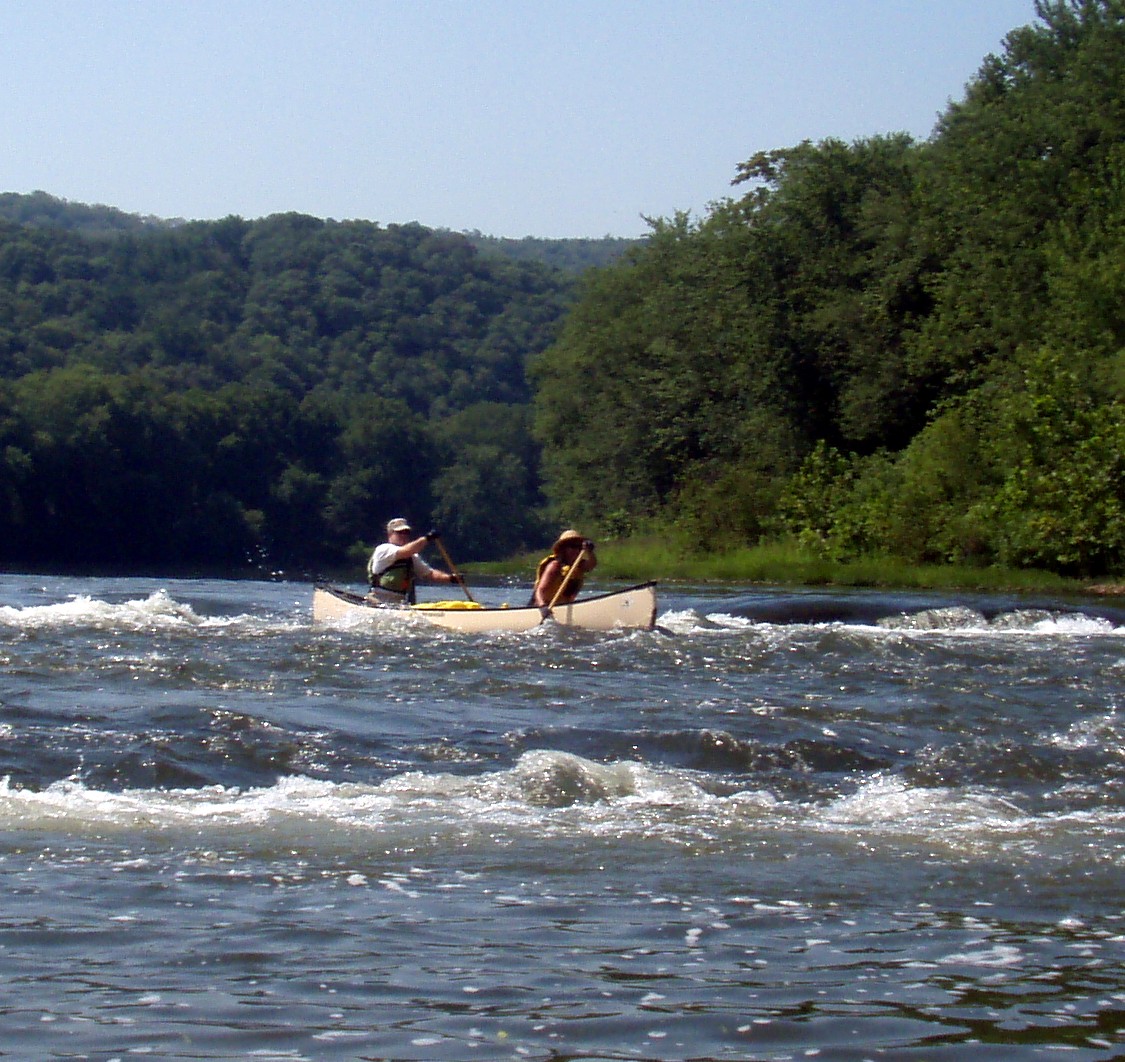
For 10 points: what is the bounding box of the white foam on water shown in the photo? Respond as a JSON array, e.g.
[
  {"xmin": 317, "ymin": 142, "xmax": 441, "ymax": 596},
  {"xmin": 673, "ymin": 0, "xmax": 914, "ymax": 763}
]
[
  {"xmin": 876, "ymin": 606, "xmax": 1123, "ymax": 637},
  {"xmin": 0, "ymin": 589, "xmax": 297, "ymax": 635},
  {"xmin": 0, "ymin": 753, "xmax": 710, "ymax": 853},
  {"xmin": 1024, "ymin": 613, "xmax": 1122, "ymax": 635},
  {"xmin": 658, "ymin": 608, "xmax": 780, "ymax": 636},
  {"xmin": 651, "ymin": 608, "xmax": 705, "ymax": 634},
  {"xmin": 1049, "ymin": 707, "xmax": 1122, "ymax": 752},
  {"xmin": 939, "ymin": 943, "xmax": 1025, "ymax": 968},
  {"xmin": 2, "ymin": 749, "xmax": 1120, "ymax": 866},
  {"xmin": 655, "ymin": 604, "xmax": 1123, "ymax": 649},
  {"xmin": 820, "ymin": 774, "xmax": 1024, "ymax": 830},
  {"xmin": 705, "ymin": 613, "xmax": 761, "ymax": 630},
  {"xmin": 314, "ymin": 603, "xmax": 429, "ymax": 633},
  {"xmin": 810, "ymin": 772, "xmax": 1125, "ymax": 860},
  {"xmin": 879, "ymin": 606, "xmax": 991, "ymax": 631}
]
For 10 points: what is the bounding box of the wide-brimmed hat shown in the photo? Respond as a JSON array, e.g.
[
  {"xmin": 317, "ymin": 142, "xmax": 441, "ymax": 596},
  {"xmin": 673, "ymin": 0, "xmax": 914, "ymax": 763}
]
[
  {"xmin": 386, "ymin": 517, "xmax": 413, "ymax": 534},
  {"xmin": 552, "ymin": 529, "xmax": 585, "ymax": 553}
]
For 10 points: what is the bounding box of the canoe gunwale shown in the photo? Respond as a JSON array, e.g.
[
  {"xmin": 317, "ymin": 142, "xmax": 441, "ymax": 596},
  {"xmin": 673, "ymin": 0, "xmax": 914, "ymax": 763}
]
[{"xmin": 312, "ymin": 581, "xmax": 658, "ymax": 632}]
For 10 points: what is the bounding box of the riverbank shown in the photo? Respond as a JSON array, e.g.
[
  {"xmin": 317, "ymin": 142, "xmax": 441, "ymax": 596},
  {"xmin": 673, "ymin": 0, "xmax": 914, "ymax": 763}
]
[{"xmin": 470, "ymin": 537, "xmax": 1122, "ymax": 596}]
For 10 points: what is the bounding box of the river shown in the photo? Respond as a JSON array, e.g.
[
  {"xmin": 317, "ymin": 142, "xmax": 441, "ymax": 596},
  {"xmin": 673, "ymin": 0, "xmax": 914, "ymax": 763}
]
[{"xmin": 0, "ymin": 572, "xmax": 1122, "ymax": 1060}]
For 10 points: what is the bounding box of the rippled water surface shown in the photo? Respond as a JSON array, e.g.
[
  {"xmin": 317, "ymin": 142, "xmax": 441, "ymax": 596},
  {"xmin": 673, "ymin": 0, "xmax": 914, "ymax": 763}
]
[{"xmin": 1, "ymin": 572, "xmax": 1122, "ymax": 1059}]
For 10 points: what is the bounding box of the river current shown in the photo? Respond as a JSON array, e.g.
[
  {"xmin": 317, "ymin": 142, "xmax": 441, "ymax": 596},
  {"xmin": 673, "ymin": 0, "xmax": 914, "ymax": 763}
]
[{"xmin": 0, "ymin": 572, "xmax": 1122, "ymax": 1060}]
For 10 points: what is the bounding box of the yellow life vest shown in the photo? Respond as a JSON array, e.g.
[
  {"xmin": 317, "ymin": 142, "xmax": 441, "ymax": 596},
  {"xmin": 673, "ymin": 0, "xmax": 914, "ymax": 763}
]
[{"xmin": 535, "ymin": 552, "xmax": 585, "ymax": 599}]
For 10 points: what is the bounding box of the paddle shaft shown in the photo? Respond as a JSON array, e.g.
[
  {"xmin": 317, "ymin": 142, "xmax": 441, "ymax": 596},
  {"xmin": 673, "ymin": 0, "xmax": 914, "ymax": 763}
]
[
  {"xmin": 545, "ymin": 547, "xmax": 588, "ymax": 614},
  {"xmin": 433, "ymin": 538, "xmax": 475, "ymax": 602}
]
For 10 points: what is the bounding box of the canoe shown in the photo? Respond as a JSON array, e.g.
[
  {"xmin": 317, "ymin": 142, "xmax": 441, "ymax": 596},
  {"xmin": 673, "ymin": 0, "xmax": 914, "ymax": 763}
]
[{"xmin": 312, "ymin": 582, "xmax": 657, "ymax": 633}]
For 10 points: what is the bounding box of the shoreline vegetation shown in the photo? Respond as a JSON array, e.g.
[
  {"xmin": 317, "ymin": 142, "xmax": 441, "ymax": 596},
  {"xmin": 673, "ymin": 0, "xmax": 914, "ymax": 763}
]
[
  {"xmin": 467, "ymin": 538, "xmax": 1124, "ymax": 598},
  {"xmin": 3, "ymin": 542, "xmax": 1121, "ymax": 600}
]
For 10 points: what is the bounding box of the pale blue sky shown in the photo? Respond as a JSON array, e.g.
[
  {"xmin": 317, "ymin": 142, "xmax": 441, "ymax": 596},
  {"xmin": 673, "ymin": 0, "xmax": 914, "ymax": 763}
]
[{"xmin": 2, "ymin": 0, "xmax": 1037, "ymax": 238}]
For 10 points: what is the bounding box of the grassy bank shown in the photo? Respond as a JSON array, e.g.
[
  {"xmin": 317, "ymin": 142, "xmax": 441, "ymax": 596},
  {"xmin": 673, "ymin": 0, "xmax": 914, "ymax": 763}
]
[{"xmin": 470, "ymin": 537, "xmax": 1112, "ymax": 595}]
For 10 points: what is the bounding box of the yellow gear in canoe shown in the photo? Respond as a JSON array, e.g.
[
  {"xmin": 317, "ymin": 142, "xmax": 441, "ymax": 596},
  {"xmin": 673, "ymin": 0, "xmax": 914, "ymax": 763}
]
[{"xmin": 411, "ymin": 600, "xmax": 485, "ymax": 610}]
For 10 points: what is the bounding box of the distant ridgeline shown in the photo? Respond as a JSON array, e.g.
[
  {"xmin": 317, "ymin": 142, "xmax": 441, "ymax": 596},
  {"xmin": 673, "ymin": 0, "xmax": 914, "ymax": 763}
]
[
  {"xmin": 465, "ymin": 232, "xmax": 646, "ymax": 274},
  {"xmin": 0, "ymin": 192, "xmax": 643, "ymax": 273},
  {"xmin": 0, "ymin": 191, "xmax": 181, "ymax": 236}
]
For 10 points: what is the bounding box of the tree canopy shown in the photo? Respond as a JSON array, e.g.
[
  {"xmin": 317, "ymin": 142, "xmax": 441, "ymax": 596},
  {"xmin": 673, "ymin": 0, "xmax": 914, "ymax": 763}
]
[
  {"xmin": 0, "ymin": 211, "xmax": 577, "ymax": 570},
  {"xmin": 533, "ymin": 0, "xmax": 1124, "ymax": 576}
]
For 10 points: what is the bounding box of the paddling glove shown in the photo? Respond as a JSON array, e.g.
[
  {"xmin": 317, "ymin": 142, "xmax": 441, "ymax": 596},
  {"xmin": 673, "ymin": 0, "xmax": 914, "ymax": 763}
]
[{"xmin": 426, "ymin": 529, "xmax": 441, "ymax": 541}]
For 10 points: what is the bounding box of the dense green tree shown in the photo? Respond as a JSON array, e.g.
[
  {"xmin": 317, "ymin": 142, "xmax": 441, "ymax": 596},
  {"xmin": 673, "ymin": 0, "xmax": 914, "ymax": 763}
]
[
  {"xmin": 0, "ymin": 207, "xmax": 576, "ymax": 569},
  {"xmin": 979, "ymin": 348, "xmax": 1124, "ymax": 573},
  {"xmin": 429, "ymin": 402, "xmax": 547, "ymax": 559},
  {"xmin": 533, "ymin": 0, "xmax": 1124, "ymax": 577},
  {"xmin": 730, "ymin": 133, "xmax": 934, "ymax": 450},
  {"xmin": 908, "ymin": 0, "xmax": 1125, "ymax": 393},
  {"xmin": 533, "ymin": 133, "xmax": 930, "ymax": 536}
]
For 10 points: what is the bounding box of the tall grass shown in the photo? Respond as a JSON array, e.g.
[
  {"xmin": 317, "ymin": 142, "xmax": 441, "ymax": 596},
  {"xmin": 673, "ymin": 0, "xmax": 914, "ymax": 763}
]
[{"xmin": 471, "ymin": 536, "xmax": 1088, "ymax": 593}]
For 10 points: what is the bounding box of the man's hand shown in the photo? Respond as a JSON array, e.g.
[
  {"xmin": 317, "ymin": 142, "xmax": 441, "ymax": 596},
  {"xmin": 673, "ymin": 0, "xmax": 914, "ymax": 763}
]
[
  {"xmin": 426, "ymin": 529, "xmax": 441, "ymax": 541},
  {"xmin": 582, "ymin": 539, "xmax": 595, "ymax": 551}
]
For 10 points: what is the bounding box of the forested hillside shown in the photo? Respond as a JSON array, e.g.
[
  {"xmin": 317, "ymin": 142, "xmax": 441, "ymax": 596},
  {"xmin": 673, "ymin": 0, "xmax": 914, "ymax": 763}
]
[
  {"xmin": 467, "ymin": 233, "xmax": 645, "ymax": 273},
  {"xmin": 534, "ymin": 0, "xmax": 1124, "ymax": 577},
  {"xmin": 0, "ymin": 191, "xmax": 179, "ymax": 236},
  {"xmin": 0, "ymin": 213, "xmax": 573, "ymax": 569}
]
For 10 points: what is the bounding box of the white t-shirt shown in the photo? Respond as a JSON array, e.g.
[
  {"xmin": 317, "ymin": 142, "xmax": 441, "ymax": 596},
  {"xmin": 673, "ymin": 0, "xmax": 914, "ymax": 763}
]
[{"xmin": 368, "ymin": 543, "xmax": 435, "ymax": 581}]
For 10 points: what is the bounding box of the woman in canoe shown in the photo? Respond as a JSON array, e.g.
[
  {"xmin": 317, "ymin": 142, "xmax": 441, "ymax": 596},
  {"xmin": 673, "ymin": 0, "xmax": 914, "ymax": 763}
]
[{"xmin": 531, "ymin": 529, "xmax": 597, "ymax": 608}]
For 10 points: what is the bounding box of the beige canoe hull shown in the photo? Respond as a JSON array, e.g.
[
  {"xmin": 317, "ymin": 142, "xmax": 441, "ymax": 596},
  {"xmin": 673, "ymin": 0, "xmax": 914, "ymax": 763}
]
[{"xmin": 312, "ymin": 582, "xmax": 658, "ymax": 632}]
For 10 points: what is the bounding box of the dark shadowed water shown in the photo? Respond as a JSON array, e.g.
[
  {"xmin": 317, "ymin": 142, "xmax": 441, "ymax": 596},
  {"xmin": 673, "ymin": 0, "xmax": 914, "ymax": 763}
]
[{"xmin": 1, "ymin": 573, "xmax": 1122, "ymax": 1060}]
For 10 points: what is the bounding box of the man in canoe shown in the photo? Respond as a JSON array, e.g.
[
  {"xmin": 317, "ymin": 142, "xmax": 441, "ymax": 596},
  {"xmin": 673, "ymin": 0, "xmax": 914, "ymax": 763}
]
[
  {"xmin": 367, "ymin": 517, "xmax": 461, "ymax": 605},
  {"xmin": 531, "ymin": 529, "xmax": 597, "ymax": 608}
]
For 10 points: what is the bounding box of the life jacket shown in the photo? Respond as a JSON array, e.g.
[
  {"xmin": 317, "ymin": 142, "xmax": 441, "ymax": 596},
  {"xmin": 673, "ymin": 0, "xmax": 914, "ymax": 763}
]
[
  {"xmin": 369, "ymin": 556, "xmax": 417, "ymax": 604},
  {"xmin": 534, "ymin": 552, "xmax": 585, "ymax": 602}
]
